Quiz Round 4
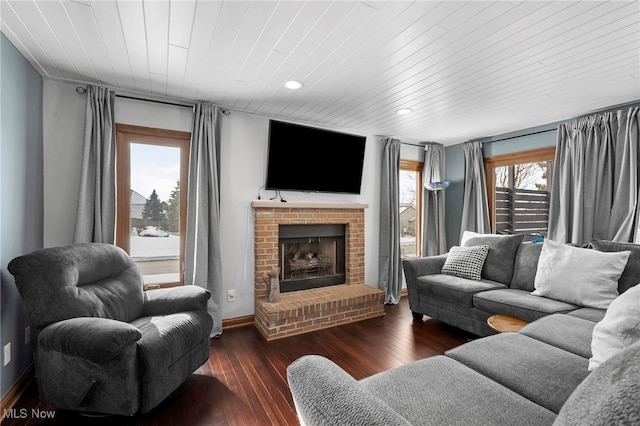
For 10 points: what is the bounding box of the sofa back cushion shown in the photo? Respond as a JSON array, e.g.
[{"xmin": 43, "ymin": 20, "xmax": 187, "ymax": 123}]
[
  {"xmin": 461, "ymin": 231, "xmax": 524, "ymax": 285},
  {"xmin": 8, "ymin": 243, "xmax": 144, "ymax": 329},
  {"xmin": 510, "ymin": 242, "xmax": 543, "ymax": 291},
  {"xmin": 590, "ymin": 239, "xmax": 640, "ymax": 294}
]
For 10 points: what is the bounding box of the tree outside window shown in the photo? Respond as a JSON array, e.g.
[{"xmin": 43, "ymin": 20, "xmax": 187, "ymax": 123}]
[
  {"xmin": 165, "ymin": 181, "xmax": 181, "ymax": 233},
  {"xmin": 142, "ymin": 189, "xmax": 167, "ymax": 227}
]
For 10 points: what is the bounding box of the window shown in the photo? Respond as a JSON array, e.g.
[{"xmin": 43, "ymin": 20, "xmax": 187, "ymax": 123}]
[
  {"xmin": 116, "ymin": 124, "xmax": 191, "ymax": 288},
  {"xmin": 484, "ymin": 147, "xmax": 555, "ymax": 239},
  {"xmin": 399, "ymin": 160, "xmax": 423, "ymax": 259}
]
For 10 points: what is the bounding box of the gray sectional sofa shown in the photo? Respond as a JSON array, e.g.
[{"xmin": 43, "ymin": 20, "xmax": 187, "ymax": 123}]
[
  {"xmin": 287, "ymin": 310, "xmax": 640, "ymax": 425},
  {"xmin": 402, "ymin": 234, "xmax": 640, "ymax": 336},
  {"xmin": 286, "ymin": 235, "xmax": 640, "ymax": 425}
]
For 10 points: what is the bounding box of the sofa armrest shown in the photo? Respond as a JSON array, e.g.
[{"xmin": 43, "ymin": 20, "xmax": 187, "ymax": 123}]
[
  {"xmin": 287, "ymin": 355, "xmax": 411, "ymax": 426},
  {"xmin": 402, "ymin": 254, "xmax": 448, "ymax": 286},
  {"xmin": 39, "ymin": 317, "xmax": 141, "ymax": 362},
  {"xmin": 143, "ymin": 285, "xmax": 210, "ymax": 316}
]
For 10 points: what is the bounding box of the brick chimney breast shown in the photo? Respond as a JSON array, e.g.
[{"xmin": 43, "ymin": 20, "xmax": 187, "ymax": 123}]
[{"xmin": 251, "ymin": 201, "xmax": 384, "ymax": 340}]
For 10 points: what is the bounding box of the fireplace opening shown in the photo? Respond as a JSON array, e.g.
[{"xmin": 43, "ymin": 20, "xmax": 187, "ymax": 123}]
[{"xmin": 279, "ymin": 224, "xmax": 346, "ymax": 292}]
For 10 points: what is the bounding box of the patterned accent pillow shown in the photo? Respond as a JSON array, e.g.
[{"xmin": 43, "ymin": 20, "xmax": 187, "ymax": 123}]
[{"xmin": 441, "ymin": 245, "xmax": 490, "ymax": 281}]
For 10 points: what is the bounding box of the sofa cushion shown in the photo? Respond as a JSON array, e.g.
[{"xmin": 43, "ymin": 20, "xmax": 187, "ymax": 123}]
[
  {"xmin": 441, "ymin": 245, "xmax": 489, "ymax": 281},
  {"xmin": 461, "ymin": 231, "xmax": 524, "ymax": 285},
  {"xmin": 554, "ymin": 339, "xmax": 640, "ymax": 426},
  {"xmin": 518, "ymin": 314, "xmax": 595, "ymax": 359},
  {"xmin": 446, "ymin": 333, "xmax": 590, "ymax": 414},
  {"xmin": 566, "ymin": 308, "xmax": 606, "ymax": 323},
  {"xmin": 589, "ymin": 238, "xmax": 640, "ymax": 294},
  {"xmin": 417, "ymin": 274, "xmax": 506, "ymax": 308},
  {"xmin": 473, "ymin": 289, "xmax": 578, "ymax": 323},
  {"xmin": 510, "ymin": 242, "xmax": 543, "ymax": 291},
  {"xmin": 532, "ymin": 239, "xmax": 630, "ymax": 309},
  {"xmin": 360, "ymin": 355, "xmax": 557, "ymax": 426},
  {"xmin": 589, "ymin": 283, "xmax": 640, "ymax": 371}
]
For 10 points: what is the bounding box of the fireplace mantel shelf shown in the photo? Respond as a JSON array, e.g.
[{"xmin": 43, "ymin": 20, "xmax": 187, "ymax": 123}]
[{"xmin": 251, "ymin": 200, "xmax": 368, "ymax": 209}]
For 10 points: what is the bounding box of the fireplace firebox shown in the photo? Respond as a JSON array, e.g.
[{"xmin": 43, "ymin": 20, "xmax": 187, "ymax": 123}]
[{"xmin": 278, "ymin": 224, "xmax": 346, "ymax": 292}]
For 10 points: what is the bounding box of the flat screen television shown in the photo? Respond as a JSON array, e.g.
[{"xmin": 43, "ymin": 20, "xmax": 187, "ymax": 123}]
[{"xmin": 265, "ymin": 120, "xmax": 367, "ymax": 194}]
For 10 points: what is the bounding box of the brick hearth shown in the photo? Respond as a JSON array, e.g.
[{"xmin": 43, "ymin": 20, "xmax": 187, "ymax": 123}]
[{"xmin": 251, "ymin": 201, "xmax": 385, "ymax": 340}]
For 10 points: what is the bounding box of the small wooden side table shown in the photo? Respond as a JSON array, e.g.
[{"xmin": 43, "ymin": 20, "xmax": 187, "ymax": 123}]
[{"xmin": 487, "ymin": 314, "xmax": 528, "ymax": 333}]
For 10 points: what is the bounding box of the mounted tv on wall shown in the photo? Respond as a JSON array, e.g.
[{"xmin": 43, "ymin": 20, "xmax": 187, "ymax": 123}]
[{"xmin": 265, "ymin": 120, "xmax": 367, "ymax": 194}]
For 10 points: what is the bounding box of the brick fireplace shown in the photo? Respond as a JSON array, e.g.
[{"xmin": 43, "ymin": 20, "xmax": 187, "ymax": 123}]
[{"xmin": 252, "ymin": 201, "xmax": 385, "ymax": 340}]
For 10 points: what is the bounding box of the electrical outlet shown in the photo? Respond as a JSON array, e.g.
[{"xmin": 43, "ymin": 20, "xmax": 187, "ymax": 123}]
[
  {"xmin": 227, "ymin": 289, "xmax": 236, "ymax": 302},
  {"xmin": 25, "ymin": 327, "xmax": 31, "ymax": 345},
  {"xmin": 4, "ymin": 343, "xmax": 11, "ymax": 366}
]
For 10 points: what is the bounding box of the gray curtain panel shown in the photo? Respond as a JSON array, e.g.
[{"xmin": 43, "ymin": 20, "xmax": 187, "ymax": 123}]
[
  {"xmin": 185, "ymin": 103, "xmax": 223, "ymax": 337},
  {"xmin": 460, "ymin": 141, "xmax": 490, "ymax": 241},
  {"xmin": 379, "ymin": 137, "xmax": 402, "ymax": 304},
  {"xmin": 548, "ymin": 107, "xmax": 640, "ymax": 245},
  {"xmin": 73, "ymin": 85, "xmax": 116, "ymax": 244},
  {"xmin": 422, "ymin": 142, "xmax": 447, "ymax": 256},
  {"xmin": 611, "ymin": 107, "xmax": 640, "ymax": 241}
]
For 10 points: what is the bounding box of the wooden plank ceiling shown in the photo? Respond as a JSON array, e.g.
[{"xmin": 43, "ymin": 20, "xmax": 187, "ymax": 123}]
[{"xmin": 1, "ymin": 0, "xmax": 638, "ymax": 145}]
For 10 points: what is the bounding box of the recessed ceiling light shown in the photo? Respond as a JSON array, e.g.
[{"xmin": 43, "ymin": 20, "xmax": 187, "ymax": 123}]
[
  {"xmin": 285, "ymin": 80, "xmax": 303, "ymax": 90},
  {"xmin": 396, "ymin": 108, "xmax": 413, "ymax": 115}
]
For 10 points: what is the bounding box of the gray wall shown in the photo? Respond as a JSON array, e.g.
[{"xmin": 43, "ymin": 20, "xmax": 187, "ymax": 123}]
[
  {"xmin": 42, "ymin": 80, "xmax": 85, "ymax": 248},
  {"xmin": 444, "ymin": 144, "xmax": 466, "ymax": 249},
  {"xmin": 445, "ymin": 124, "xmax": 557, "ymax": 249},
  {"xmin": 1, "ymin": 33, "xmax": 43, "ymax": 398}
]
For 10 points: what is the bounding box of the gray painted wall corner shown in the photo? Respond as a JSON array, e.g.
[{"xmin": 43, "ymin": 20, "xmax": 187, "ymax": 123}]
[{"xmin": 1, "ymin": 33, "xmax": 44, "ymax": 398}]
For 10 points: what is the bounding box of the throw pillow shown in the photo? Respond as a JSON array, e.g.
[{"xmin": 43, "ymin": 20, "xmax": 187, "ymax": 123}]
[
  {"xmin": 589, "ymin": 283, "xmax": 640, "ymax": 371},
  {"xmin": 441, "ymin": 245, "xmax": 489, "ymax": 281},
  {"xmin": 532, "ymin": 239, "xmax": 631, "ymax": 309},
  {"xmin": 460, "ymin": 231, "xmax": 524, "ymax": 284},
  {"xmin": 509, "ymin": 242, "xmax": 543, "ymax": 291},
  {"xmin": 590, "ymin": 239, "xmax": 640, "ymax": 294}
]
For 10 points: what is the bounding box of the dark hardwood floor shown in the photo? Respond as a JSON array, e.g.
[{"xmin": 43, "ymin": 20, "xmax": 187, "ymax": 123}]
[{"xmin": 4, "ymin": 297, "xmax": 474, "ymax": 426}]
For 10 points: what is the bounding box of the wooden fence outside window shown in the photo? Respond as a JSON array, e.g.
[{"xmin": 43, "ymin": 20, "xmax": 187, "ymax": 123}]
[{"xmin": 495, "ymin": 187, "xmax": 549, "ymax": 239}]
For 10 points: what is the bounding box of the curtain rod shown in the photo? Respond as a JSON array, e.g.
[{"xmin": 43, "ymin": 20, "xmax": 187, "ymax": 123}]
[
  {"xmin": 115, "ymin": 94, "xmax": 194, "ymax": 109},
  {"xmin": 401, "ymin": 141, "xmax": 427, "ymax": 148},
  {"xmin": 380, "ymin": 138, "xmax": 427, "ymax": 148},
  {"xmin": 76, "ymin": 83, "xmax": 231, "ymax": 114},
  {"xmin": 114, "ymin": 93, "xmax": 231, "ymax": 115},
  {"xmin": 479, "ymin": 128, "xmax": 556, "ymax": 145}
]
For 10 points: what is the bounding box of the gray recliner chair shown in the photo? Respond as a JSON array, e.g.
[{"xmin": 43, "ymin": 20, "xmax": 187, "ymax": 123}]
[{"xmin": 8, "ymin": 243, "xmax": 213, "ymax": 416}]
